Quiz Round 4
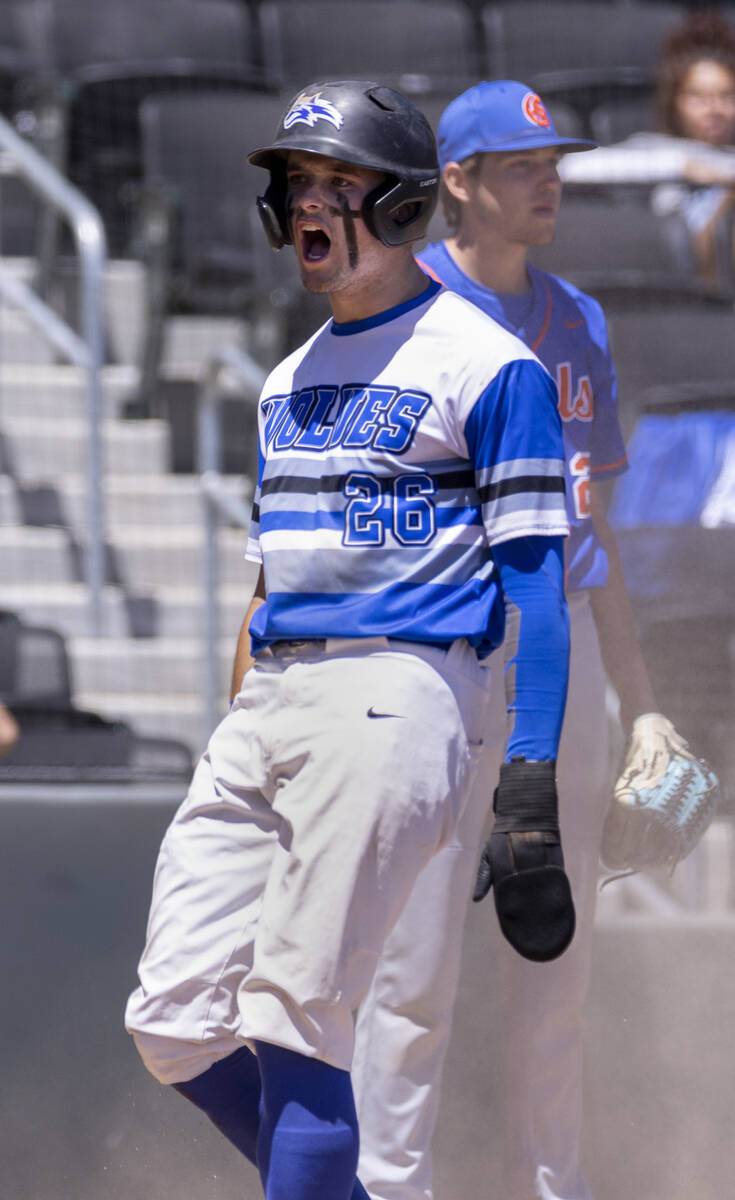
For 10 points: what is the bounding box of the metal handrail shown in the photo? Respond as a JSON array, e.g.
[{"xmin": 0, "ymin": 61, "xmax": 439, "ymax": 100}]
[
  {"xmin": 0, "ymin": 114, "xmax": 107, "ymax": 634},
  {"xmin": 198, "ymin": 344, "xmax": 266, "ymax": 735}
]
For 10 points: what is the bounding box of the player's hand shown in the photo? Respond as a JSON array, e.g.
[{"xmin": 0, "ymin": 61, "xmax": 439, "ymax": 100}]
[
  {"xmin": 473, "ymin": 758, "xmax": 575, "ymax": 962},
  {"xmin": 600, "ymin": 713, "xmax": 719, "ymax": 874},
  {"xmin": 0, "ymin": 702, "xmax": 19, "ymax": 758}
]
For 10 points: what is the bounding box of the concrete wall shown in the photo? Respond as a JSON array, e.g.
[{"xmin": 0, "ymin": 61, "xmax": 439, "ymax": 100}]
[{"xmin": 1, "ymin": 793, "xmax": 732, "ymax": 1200}]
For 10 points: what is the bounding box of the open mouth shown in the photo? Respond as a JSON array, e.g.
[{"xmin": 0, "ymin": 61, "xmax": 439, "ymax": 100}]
[{"xmin": 300, "ymin": 223, "xmax": 331, "ymax": 262}]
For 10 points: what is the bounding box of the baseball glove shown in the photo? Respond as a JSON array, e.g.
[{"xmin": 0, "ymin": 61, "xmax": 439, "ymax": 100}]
[{"xmin": 601, "ymin": 713, "xmax": 719, "ymax": 874}]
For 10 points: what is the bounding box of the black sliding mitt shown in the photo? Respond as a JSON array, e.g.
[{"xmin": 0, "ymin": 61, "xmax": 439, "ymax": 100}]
[{"xmin": 473, "ymin": 758, "xmax": 575, "ymax": 962}]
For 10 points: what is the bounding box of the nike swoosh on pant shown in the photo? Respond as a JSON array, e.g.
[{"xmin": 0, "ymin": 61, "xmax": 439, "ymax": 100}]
[{"xmin": 367, "ymin": 708, "xmax": 405, "ymax": 719}]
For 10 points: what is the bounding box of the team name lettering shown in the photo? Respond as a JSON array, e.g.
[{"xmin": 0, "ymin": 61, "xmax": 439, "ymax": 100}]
[
  {"xmin": 262, "ymin": 385, "xmax": 432, "ymax": 454},
  {"xmin": 556, "ymin": 362, "xmax": 594, "ymax": 422}
]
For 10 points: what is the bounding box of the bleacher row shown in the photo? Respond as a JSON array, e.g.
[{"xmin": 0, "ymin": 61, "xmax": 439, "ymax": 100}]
[
  {"xmin": 0, "ymin": 0, "xmax": 733, "ymax": 793},
  {"xmin": 0, "ymin": 1, "xmax": 720, "ymax": 255}
]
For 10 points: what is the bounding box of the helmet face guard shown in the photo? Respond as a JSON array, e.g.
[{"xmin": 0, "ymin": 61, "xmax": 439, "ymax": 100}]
[{"xmin": 249, "ymin": 81, "xmax": 439, "ymax": 250}]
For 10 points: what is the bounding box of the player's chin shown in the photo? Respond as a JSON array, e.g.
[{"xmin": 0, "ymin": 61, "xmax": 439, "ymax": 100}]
[
  {"xmin": 527, "ymin": 218, "xmax": 557, "ymax": 246},
  {"xmin": 296, "ymin": 259, "xmax": 338, "ymax": 293}
]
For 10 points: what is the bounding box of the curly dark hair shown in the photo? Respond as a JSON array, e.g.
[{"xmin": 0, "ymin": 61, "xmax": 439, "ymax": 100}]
[{"xmin": 656, "ymin": 9, "xmax": 735, "ymax": 135}]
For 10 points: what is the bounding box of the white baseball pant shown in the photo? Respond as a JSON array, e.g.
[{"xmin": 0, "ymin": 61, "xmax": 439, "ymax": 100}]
[
  {"xmin": 352, "ymin": 593, "xmax": 609, "ymax": 1200},
  {"xmin": 125, "ymin": 635, "xmax": 491, "ymax": 1082}
]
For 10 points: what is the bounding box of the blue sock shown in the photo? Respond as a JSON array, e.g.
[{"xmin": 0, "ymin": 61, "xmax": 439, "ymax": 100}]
[
  {"xmin": 173, "ymin": 1046, "xmax": 262, "ymax": 1163},
  {"xmin": 255, "ymin": 1040, "xmax": 368, "ymax": 1200},
  {"xmin": 172, "ymin": 1044, "xmax": 370, "ymax": 1200}
]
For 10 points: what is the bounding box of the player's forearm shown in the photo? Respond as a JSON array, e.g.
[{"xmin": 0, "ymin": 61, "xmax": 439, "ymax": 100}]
[
  {"xmin": 588, "ymin": 551, "xmax": 657, "ymax": 732},
  {"xmin": 493, "ymin": 535, "xmax": 570, "ymax": 763},
  {"xmin": 230, "ymin": 569, "xmax": 266, "ymax": 702},
  {"xmin": 588, "ymin": 490, "xmax": 657, "ymax": 731}
]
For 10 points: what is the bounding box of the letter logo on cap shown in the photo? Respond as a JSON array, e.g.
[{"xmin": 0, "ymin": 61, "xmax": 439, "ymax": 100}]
[{"xmin": 522, "ymin": 92, "xmax": 551, "ymax": 128}]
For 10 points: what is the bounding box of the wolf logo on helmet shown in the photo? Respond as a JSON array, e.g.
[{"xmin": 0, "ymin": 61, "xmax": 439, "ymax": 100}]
[{"xmin": 283, "ymin": 92, "xmax": 344, "ymax": 132}]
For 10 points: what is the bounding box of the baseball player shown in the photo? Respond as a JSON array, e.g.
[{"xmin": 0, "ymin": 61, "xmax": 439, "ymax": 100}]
[
  {"xmin": 350, "ymin": 81, "xmax": 663, "ymax": 1200},
  {"xmin": 125, "ymin": 80, "xmax": 573, "ymax": 1200}
]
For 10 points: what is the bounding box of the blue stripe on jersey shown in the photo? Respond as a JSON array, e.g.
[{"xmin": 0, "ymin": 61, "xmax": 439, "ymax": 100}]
[
  {"xmin": 465, "ymin": 359, "xmax": 567, "ymax": 543},
  {"xmin": 248, "ymin": 576, "xmax": 506, "ymax": 658},
  {"xmin": 465, "ymin": 360, "xmax": 564, "ymax": 469},
  {"xmin": 259, "ymin": 504, "xmax": 482, "ymax": 534}
]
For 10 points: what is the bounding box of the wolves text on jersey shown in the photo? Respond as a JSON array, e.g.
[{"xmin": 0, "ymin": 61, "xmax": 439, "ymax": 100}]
[{"xmin": 262, "ymin": 386, "xmax": 433, "ymax": 455}]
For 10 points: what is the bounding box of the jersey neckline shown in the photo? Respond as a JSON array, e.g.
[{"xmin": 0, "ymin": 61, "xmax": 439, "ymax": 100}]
[{"xmin": 330, "ymin": 278, "xmax": 442, "ymax": 337}]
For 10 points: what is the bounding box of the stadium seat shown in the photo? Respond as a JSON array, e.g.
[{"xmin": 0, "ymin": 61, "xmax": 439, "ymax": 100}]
[
  {"xmin": 606, "ymin": 306, "xmax": 735, "ymax": 435},
  {"xmin": 0, "ymin": 0, "xmax": 51, "ymax": 115},
  {"xmin": 481, "ymin": 2, "xmax": 685, "ymax": 125},
  {"xmin": 0, "ymin": 610, "xmax": 192, "ymax": 781},
  {"xmin": 258, "ymin": 0, "xmax": 481, "ymax": 96},
  {"xmin": 529, "ymin": 195, "xmax": 730, "ymax": 313},
  {"xmin": 0, "ymin": 608, "xmax": 72, "ymax": 709},
  {"xmin": 139, "ymin": 90, "xmax": 290, "ymax": 317},
  {"xmin": 40, "ymin": 0, "xmax": 265, "ymax": 255},
  {"xmin": 136, "ymin": 88, "xmax": 329, "ymax": 410},
  {"xmin": 0, "ymin": 0, "xmax": 56, "ymax": 254},
  {"xmin": 589, "ymin": 95, "xmax": 658, "ymax": 147}
]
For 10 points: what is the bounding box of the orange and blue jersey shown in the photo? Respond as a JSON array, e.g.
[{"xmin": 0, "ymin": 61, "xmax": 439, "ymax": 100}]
[{"xmin": 417, "ymin": 243, "xmax": 628, "ymax": 592}]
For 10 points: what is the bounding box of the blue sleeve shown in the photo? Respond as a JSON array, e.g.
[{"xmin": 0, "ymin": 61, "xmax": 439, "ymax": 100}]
[
  {"xmin": 464, "ymin": 359, "xmax": 568, "ymax": 545},
  {"xmin": 492, "ymin": 535, "xmax": 569, "ymax": 762},
  {"xmin": 464, "ymin": 358, "xmax": 563, "ymax": 472}
]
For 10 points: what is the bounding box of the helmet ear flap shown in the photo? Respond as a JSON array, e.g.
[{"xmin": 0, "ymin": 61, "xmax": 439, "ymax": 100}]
[
  {"xmin": 256, "ymin": 193, "xmax": 288, "ymax": 250},
  {"xmin": 256, "ymin": 164, "xmax": 291, "ymax": 249},
  {"xmin": 362, "ymin": 176, "xmax": 438, "ymax": 247}
]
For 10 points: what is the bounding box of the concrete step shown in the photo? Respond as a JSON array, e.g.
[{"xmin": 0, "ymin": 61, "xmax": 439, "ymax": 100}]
[
  {"xmin": 0, "ymin": 262, "xmax": 241, "ymax": 373},
  {"xmin": 0, "ymin": 577, "xmax": 252, "ymax": 641},
  {"xmin": 0, "ymin": 363, "xmax": 139, "ymax": 421},
  {"xmin": 148, "ymin": 582, "xmax": 254, "ymax": 641},
  {"xmin": 112, "ymin": 526, "xmax": 251, "ymax": 589},
  {"xmin": 161, "ymin": 315, "xmax": 248, "ymax": 376},
  {"xmin": 2, "ymin": 415, "xmax": 171, "ymax": 478},
  {"xmin": 0, "ymin": 472, "xmax": 253, "ymax": 533},
  {"xmin": 0, "ymin": 256, "xmax": 147, "ymax": 368},
  {"xmin": 67, "ymin": 635, "xmax": 233, "ymax": 696},
  {"xmin": 0, "ymin": 582, "xmax": 129, "ymax": 637},
  {"xmin": 0, "ymin": 305, "xmax": 56, "ymax": 364},
  {"xmin": 0, "ymin": 526, "xmax": 75, "ymax": 583},
  {"xmin": 56, "ymin": 473, "xmax": 253, "ymax": 531}
]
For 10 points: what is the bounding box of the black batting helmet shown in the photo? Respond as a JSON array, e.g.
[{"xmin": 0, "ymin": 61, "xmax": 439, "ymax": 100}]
[{"xmin": 248, "ymin": 80, "xmax": 439, "ymax": 249}]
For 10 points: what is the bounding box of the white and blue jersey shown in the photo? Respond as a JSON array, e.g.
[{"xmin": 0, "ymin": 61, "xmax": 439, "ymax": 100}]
[
  {"xmin": 246, "ymin": 279, "xmax": 568, "ymax": 657},
  {"xmin": 417, "ymin": 245, "xmax": 628, "ymax": 592}
]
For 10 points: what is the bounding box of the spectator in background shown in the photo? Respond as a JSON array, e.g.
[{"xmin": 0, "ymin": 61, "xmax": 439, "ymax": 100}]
[
  {"xmin": 0, "ymin": 702, "xmax": 19, "ymax": 756},
  {"xmin": 560, "ymin": 10, "xmax": 735, "ymax": 290}
]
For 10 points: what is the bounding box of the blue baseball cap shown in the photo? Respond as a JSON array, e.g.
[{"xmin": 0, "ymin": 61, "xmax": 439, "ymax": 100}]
[{"xmin": 437, "ymin": 80, "xmax": 595, "ymax": 168}]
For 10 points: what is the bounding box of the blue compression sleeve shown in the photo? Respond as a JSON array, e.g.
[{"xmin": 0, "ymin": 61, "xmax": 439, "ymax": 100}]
[
  {"xmin": 256, "ymin": 1041, "xmax": 364, "ymax": 1200},
  {"xmin": 492, "ymin": 535, "xmax": 569, "ymax": 762},
  {"xmin": 173, "ymin": 1045, "xmax": 369, "ymax": 1200}
]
